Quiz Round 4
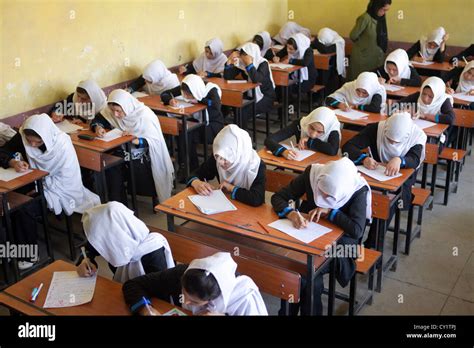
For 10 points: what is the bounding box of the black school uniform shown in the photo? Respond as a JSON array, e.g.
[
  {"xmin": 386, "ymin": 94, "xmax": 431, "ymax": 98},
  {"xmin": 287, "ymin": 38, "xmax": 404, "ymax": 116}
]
[
  {"xmin": 49, "ymin": 93, "xmax": 105, "ymax": 123},
  {"xmin": 90, "ymin": 115, "xmax": 156, "ymax": 205},
  {"xmin": 127, "ymin": 76, "xmax": 146, "ymax": 93},
  {"xmin": 161, "ymin": 85, "xmax": 224, "ymax": 171},
  {"xmin": 277, "ymin": 46, "xmax": 318, "ymax": 94},
  {"xmin": 264, "ymin": 119, "xmax": 340, "ymax": 156},
  {"xmin": 342, "ymin": 123, "xmax": 423, "ymax": 248},
  {"xmin": 311, "ymin": 40, "xmax": 342, "ymax": 94},
  {"xmin": 406, "ymin": 41, "xmax": 446, "ymax": 63},
  {"xmin": 76, "ymin": 241, "xmax": 168, "ymax": 276},
  {"xmin": 182, "ymin": 64, "xmax": 222, "ymax": 78},
  {"xmin": 325, "ymin": 93, "xmax": 384, "ymax": 114},
  {"xmin": 186, "ymin": 156, "xmax": 266, "ymax": 207},
  {"xmin": 374, "ymin": 65, "xmax": 422, "ymax": 87},
  {"xmin": 271, "ymin": 166, "xmax": 368, "ymax": 315},
  {"xmin": 450, "ymin": 44, "xmax": 474, "ymax": 64},
  {"xmin": 442, "ymin": 66, "xmax": 474, "ymax": 110},
  {"xmin": 223, "ymin": 61, "xmax": 276, "ymax": 130}
]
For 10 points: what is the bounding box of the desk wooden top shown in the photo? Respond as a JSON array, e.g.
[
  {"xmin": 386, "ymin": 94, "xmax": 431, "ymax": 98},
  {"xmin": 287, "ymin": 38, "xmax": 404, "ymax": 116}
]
[
  {"xmin": 0, "ymin": 169, "xmax": 49, "ymax": 193},
  {"xmin": 270, "ymin": 64, "xmax": 302, "ymax": 87},
  {"xmin": 386, "ymin": 85, "xmax": 419, "ymax": 98},
  {"xmin": 313, "ymin": 51, "xmax": 336, "ymax": 71},
  {"xmin": 422, "ymin": 122, "xmax": 449, "ymax": 138},
  {"xmin": 360, "ymin": 167, "xmax": 414, "ymax": 192},
  {"xmin": 453, "ymin": 94, "xmax": 473, "ymax": 106},
  {"xmin": 70, "ymin": 129, "xmax": 135, "ymax": 153},
  {"xmin": 0, "ymin": 260, "xmax": 187, "ymax": 316},
  {"xmin": 453, "ymin": 108, "xmax": 474, "ymax": 128},
  {"xmin": 411, "ymin": 61, "xmax": 455, "ymax": 72},
  {"xmin": 331, "ymin": 108, "xmax": 387, "ymax": 126},
  {"xmin": 206, "ymin": 77, "xmax": 259, "ymax": 93},
  {"xmin": 138, "ymin": 95, "xmax": 206, "ymax": 116},
  {"xmin": 258, "ymin": 148, "xmax": 340, "ymax": 172},
  {"xmin": 156, "ymin": 188, "xmax": 343, "ymax": 256}
]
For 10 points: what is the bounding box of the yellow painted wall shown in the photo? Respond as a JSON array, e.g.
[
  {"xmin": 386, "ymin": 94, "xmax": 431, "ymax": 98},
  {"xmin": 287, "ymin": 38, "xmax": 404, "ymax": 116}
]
[
  {"xmin": 288, "ymin": 0, "xmax": 473, "ymax": 47},
  {"xmin": 0, "ymin": 0, "xmax": 287, "ymax": 119}
]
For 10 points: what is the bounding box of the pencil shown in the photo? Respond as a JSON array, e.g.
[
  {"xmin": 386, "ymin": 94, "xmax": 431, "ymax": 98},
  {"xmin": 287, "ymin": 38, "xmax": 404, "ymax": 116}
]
[{"xmin": 257, "ymin": 221, "xmax": 271, "ymax": 234}]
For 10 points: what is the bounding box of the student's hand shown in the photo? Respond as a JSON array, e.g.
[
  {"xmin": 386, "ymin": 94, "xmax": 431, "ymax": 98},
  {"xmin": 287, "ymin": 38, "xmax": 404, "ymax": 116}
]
[
  {"xmin": 281, "ymin": 58, "xmax": 289, "ymax": 64},
  {"xmin": 178, "ymin": 66, "xmax": 187, "ymax": 75},
  {"xmin": 71, "ymin": 118, "xmax": 83, "ymax": 125},
  {"xmin": 446, "ymin": 87, "xmax": 455, "ymax": 95},
  {"xmin": 76, "ymin": 258, "xmax": 97, "ymax": 277},
  {"xmin": 132, "ymin": 138, "xmax": 140, "ymax": 145},
  {"xmin": 219, "ymin": 180, "xmax": 235, "ymax": 193},
  {"xmin": 363, "ymin": 157, "xmax": 379, "ymax": 170},
  {"xmin": 298, "ymin": 137, "xmax": 309, "ymax": 150},
  {"xmin": 169, "ymin": 98, "xmax": 179, "ymax": 107},
  {"xmin": 197, "ymin": 71, "xmax": 207, "ymax": 78},
  {"xmin": 378, "ymin": 77, "xmax": 386, "ymax": 84},
  {"xmin": 468, "ymin": 89, "xmax": 474, "ymax": 96},
  {"xmin": 384, "ymin": 157, "xmax": 401, "ymax": 176},
  {"xmin": 191, "ymin": 179, "xmax": 214, "ymax": 196},
  {"xmin": 9, "ymin": 159, "xmax": 29, "ymax": 172},
  {"xmin": 442, "ymin": 33, "xmax": 449, "ymax": 43},
  {"xmin": 388, "ymin": 76, "xmax": 401, "ymax": 84},
  {"xmin": 227, "ymin": 51, "xmax": 240, "ymax": 65},
  {"xmin": 308, "ymin": 207, "xmax": 331, "ymax": 223},
  {"xmin": 338, "ymin": 102, "xmax": 351, "ymax": 112},
  {"xmin": 241, "ymin": 54, "xmax": 253, "ymax": 67},
  {"xmin": 282, "ymin": 149, "xmax": 298, "ymax": 160},
  {"xmin": 95, "ymin": 126, "xmax": 106, "ymax": 137},
  {"xmin": 272, "ymin": 56, "xmax": 280, "ymax": 63},
  {"xmin": 51, "ymin": 112, "xmax": 64, "ymax": 123},
  {"xmin": 287, "ymin": 211, "xmax": 308, "ymax": 229},
  {"xmin": 198, "ymin": 311, "xmax": 225, "ymax": 316},
  {"xmin": 139, "ymin": 305, "xmax": 161, "ymax": 316},
  {"xmin": 423, "ymin": 114, "xmax": 436, "ymax": 122},
  {"xmin": 122, "ymin": 130, "xmax": 132, "ymax": 136},
  {"xmin": 414, "ymin": 55, "xmax": 425, "ymax": 63}
]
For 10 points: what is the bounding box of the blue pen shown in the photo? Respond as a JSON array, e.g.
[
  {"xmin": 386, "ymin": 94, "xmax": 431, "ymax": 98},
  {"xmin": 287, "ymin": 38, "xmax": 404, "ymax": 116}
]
[{"xmin": 143, "ymin": 296, "xmax": 153, "ymax": 315}]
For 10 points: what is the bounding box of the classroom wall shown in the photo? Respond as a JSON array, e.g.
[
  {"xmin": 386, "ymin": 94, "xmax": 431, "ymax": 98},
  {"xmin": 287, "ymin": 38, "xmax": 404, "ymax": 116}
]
[
  {"xmin": 287, "ymin": 0, "xmax": 473, "ymax": 47},
  {"xmin": 0, "ymin": 0, "xmax": 287, "ymax": 119}
]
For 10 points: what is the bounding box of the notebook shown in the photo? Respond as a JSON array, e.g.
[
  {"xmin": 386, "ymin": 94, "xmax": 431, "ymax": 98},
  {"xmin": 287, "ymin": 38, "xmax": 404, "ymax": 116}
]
[
  {"xmin": 334, "ymin": 109, "xmax": 369, "ymax": 120},
  {"xmin": 414, "ymin": 119, "xmax": 437, "ymax": 130},
  {"xmin": 43, "ymin": 271, "xmax": 96, "ymax": 308},
  {"xmin": 55, "ymin": 120, "xmax": 85, "ymax": 134},
  {"xmin": 281, "ymin": 144, "xmax": 315, "ymax": 161},
  {"xmin": 357, "ymin": 165, "xmax": 402, "ymax": 182},
  {"xmin": 188, "ymin": 189, "xmax": 237, "ymax": 215},
  {"xmin": 169, "ymin": 95, "xmax": 195, "ymax": 109},
  {"xmin": 453, "ymin": 93, "xmax": 474, "ymax": 103},
  {"xmin": 410, "ymin": 60, "xmax": 434, "ymax": 66},
  {"xmin": 268, "ymin": 219, "xmax": 332, "ymax": 244},
  {"xmin": 383, "ymin": 84, "xmax": 405, "ymax": 92},
  {"xmin": 97, "ymin": 128, "xmax": 124, "ymax": 142},
  {"xmin": 270, "ymin": 63, "xmax": 294, "ymax": 69},
  {"xmin": 0, "ymin": 167, "xmax": 32, "ymax": 182}
]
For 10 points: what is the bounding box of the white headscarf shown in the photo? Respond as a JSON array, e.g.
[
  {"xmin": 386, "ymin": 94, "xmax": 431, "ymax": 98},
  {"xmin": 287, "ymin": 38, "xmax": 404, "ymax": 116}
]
[
  {"xmin": 142, "ymin": 59, "xmax": 180, "ymax": 95},
  {"xmin": 212, "ymin": 125, "xmax": 260, "ymax": 190},
  {"xmin": 192, "ymin": 38, "xmax": 228, "ymax": 74},
  {"xmin": 385, "ymin": 49, "xmax": 412, "ymax": 80},
  {"xmin": 417, "ymin": 76, "xmax": 453, "ymax": 117},
  {"xmin": 182, "ymin": 74, "xmax": 222, "ymax": 125},
  {"xmin": 0, "ymin": 122, "xmax": 17, "ymax": 147},
  {"xmin": 329, "ymin": 72, "xmax": 387, "ymax": 106},
  {"xmin": 273, "ymin": 21, "xmax": 311, "ymax": 45},
  {"xmin": 456, "ymin": 61, "xmax": 474, "ymax": 93},
  {"xmin": 240, "ymin": 42, "xmax": 275, "ymax": 103},
  {"xmin": 317, "ymin": 27, "xmax": 346, "ymax": 77},
  {"xmin": 255, "ymin": 31, "xmax": 272, "ymax": 57},
  {"xmin": 82, "ymin": 202, "xmax": 174, "ymax": 283},
  {"xmin": 300, "ymin": 106, "xmax": 341, "ymax": 142},
  {"xmin": 309, "ymin": 157, "xmax": 372, "ymax": 221},
  {"xmin": 107, "ymin": 89, "xmax": 174, "ymax": 203},
  {"xmin": 20, "ymin": 114, "xmax": 100, "ymax": 215},
  {"xmin": 72, "ymin": 79, "xmax": 107, "ymax": 120},
  {"xmin": 183, "ymin": 252, "xmax": 268, "ymax": 315},
  {"xmin": 420, "ymin": 27, "xmax": 446, "ymax": 61},
  {"xmin": 377, "ymin": 112, "xmax": 427, "ymax": 168},
  {"xmin": 289, "ymin": 33, "xmax": 311, "ymax": 82}
]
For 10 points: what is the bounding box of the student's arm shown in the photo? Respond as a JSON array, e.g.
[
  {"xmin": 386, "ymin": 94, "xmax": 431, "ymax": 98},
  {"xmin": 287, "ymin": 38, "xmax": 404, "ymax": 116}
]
[
  {"xmin": 433, "ymin": 46, "xmax": 446, "ymax": 63},
  {"xmin": 122, "ymin": 264, "xmax": 188, "ymax": 314},
  {"xmin": 1, "ymin": 133, "xmax": 27, "ymax": 167},
  {"xmin": 160, "ymin": 86, "xmax": 182, "ymax": 105},
  {"xmin": 406, "ymin": 41, "xmax": 421, "ymax": 60},
  {"xmin": 127, "ymin": 76, "xmax": 146, "ymax": 93},
  {"xmin": 206, "ymin": 72, "xmax": 223, "ymax": 78},
  {"xmin": 141, "ymin": 247, "xmax": 167, "ymax": 274},
  {"xmin": 357, "ymin": 94, "xmax": 382, "ymax": 113},
  {"xmin": 311, "ymin": 40, "xmax": 337, "ymax": 54},
  {"xmin": 271, "ymin": 168, "xmax": 309, "ymax": 217},
  {"xmin": 401, "ymin": 67, "xmax": 422, "ymax": 87},
  {"xmin": 276, "ymin": 47, "xmax": 288, "ymax": 59},
  {"xmin": 183, "ymin": 64, "xmax": 197, "ymax": 76},
  {"xmin": 232, "ymin": 161, "xmax": 266, "ymax": 207},
  {"xmin": 0, "ymin": 149, "xmax": 11, "ymax": 169},
  {"xmin": 400, "ymin": 144, "xmax": 423, "ymax": 169},
  {"xmin": 289, "ymin": 48, "xmax": 313, "ymax": 67},
  {"xmin": 307, "ymin": 130, "xmax": 340, "ymax": 156},
  {"xmin": 264, "ymin": 120, "xmax": 300, "ymax": 156},
  {"xmin": 325, "ymin": 95, "xmax": 342, "ymax": 108},
  {"xmin": 374, "ymin": 66, "xmax": 390, "ymax": 82},
  {"xmin": 223, "ymin": 63, "xmax": 242, "ymax": 80},
  {"xmin": 329, "ymin": 186, "xmax": 368, "ymax": 241},
  {"xmin": 342, "ymin": 123, "xmax": 378, "ymax": 164},
  {"xmin": 199, "ymin": 88, "xmax": 222, "ymax": 119},
  {"xmin": 264, "ymin": 49, "xmax": 275, "ymax": 61},
  {"xmin": 450, "ymin": 44, "xmax": 474, "ymax": 63},
  {"xmin": 435, "ymin": 98, "xmax": 455, "ymax": 125},
  {"xmin": 186, "ymin": 155, "xmax": 218, "ymax": 187},
  {"xmin": 350, "ymin": 14, "xmax": 369, "ymax": 42},
  {"xmin": 75, "ymin": 242, "xmax": 100, "ymax": 268},
  {"xmin": 90, "ymin": 112, "xmax": 113, "ymax": 132},
  {"xmin": 246, "ymin": 61, "xmax": 271, "ymax": 85}
]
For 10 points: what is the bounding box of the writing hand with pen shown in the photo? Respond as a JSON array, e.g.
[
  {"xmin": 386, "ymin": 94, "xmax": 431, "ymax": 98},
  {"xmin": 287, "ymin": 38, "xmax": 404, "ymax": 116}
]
[{"xmin": 287, "ymin": 208, "xmax": 331, "ymax": 229}]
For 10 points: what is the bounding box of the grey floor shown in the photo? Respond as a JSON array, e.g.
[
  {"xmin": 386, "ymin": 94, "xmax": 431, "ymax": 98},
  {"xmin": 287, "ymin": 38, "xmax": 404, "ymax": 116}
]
[{"xmin": 2, "ymin": 110, "xmax": 473, "ymax": 316}]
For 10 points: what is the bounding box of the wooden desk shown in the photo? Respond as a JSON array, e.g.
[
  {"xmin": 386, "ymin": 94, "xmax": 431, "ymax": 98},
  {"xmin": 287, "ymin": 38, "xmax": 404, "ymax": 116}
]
[
  {"xmin": 422, "ymin": 123, "xmax": 449, "ymax": 140},
  {"xmin": 330, "ymin": 108, "xmax": 387, "ymax": 127},
  {"xmin": 271, "ymin": 64, "xmax": 303, "ymax": 126},
  {"xmin": 155, "ymin": 187, "xmax": 344, "ymax": 316},
  {"xmin": 359, "ymin": 168, "xmax": 414, "ymax": 193},
  {"xmin": 139, "ymin": 94, "xmax": 207, "ymax": 178},
  {"xmin": 314, "ymin": 51, "xmax": 336, "ymax": 71},
  {"xmin": 258, "ymin": 148, "xmax": 340, "ymax": 172},
  {"xmin": 70, "ymin": 128, "xmax": 138, "ymax": 215},
  {"xmin": 385, "ymin": 85, "xmax": 419, "ymax": 99},
  {"xmin": 453, "ymin": 95, "xmax": 473, "ymax": 107},
  {"xmin": 0, "ymin": 260, "xmax": 186, "ymax": 315},
  {"xmin": 410, "ymin": 61, "xmax": 455, "ymax": 72},
  {"xmin": 453, "ymin": 108, "xmax": 474, "ymax": 150},
  {"xmin": 0, "ymin": 169, "xmax": 52, "ymax": 284}
]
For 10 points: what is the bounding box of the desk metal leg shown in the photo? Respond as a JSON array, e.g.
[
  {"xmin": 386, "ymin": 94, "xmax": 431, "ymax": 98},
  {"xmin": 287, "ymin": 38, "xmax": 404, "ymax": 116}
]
[
  {"xmin": 376, "ymin": 219, "xmax": 386, "ymax": 292},
  {"xmin": 202, "ymin": 110, "xmax": 208, "ymax": 162},
  {"xmin": 2, "ymin": 195, "xmax": 19, "ymax": 282},
  {"xmin": 297, "ymin": 70, "xmax": 301, "ymax": 120},
  {"xmin": 126, "ymin": 142, "xmax": 138, "ymax": 217},
  {"xmin": 167, "ymin": 214, "xmax": 175, "ymax": 232},
  {"xmin": 391, "ymin": 208, "xmax": 400, "ymax": 271},
  {"xmin": 327, "ymin": 257, "xmax": 336, "ymax": 316},
  {"xmin": 251, "ymin": 92, "xmax": 257, "ymax": 144},
  {"xmin": 37, "ymin": 180, "xmax": 54, "ymax": 262},
  {"xmin": 306, "ymin": 254, "xmax": 314, "ymax": 316}
]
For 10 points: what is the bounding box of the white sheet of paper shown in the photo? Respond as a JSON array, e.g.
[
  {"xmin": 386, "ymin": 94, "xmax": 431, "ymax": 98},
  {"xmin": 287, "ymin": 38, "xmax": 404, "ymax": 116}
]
[
  {"xmin": 383, "ymin": 84, "xmax": 405, "ymax": 92},
  {"xmin": 410, "ymin": 60, "xmax": 434, "ymax": 66},
  {"xmin": 0, "ymin": 167, "xmax": 32, "ymax": 181},
  {"xmin": 43, "ymin": 271, "xmax": 97, "ymax": 308},
  {"xmin": 163, "ymin": 308, "xmax": 188, "ymax": 316},
  {"xmin": 132, "ymin": 91, "xmax": 149, "ymax": 98},
  {"xmin": 272, "ymin": 45, "xmax": 284, "ymax": 51},
  {"xmin": 453, "ymin": 93, "xmax": 474, "ymax": 103},
  {"xmin": 268, "ymin": 219, "xmax": 332, "ymax": 244},
  {"xmin": 169, "ymin": 95, "xmax": 195, "ymax": 109},
  {"xmin": 334, "ymin": 109, "xmax": 369, "ymax": 120},
  {"xmin": 357, "ymin": 165, "xmax": 402, "ymax": 182},
  {"xmin": 97, "ymin": 128, "xmax": 124, "ymax": 142},
  {"xmin": 414, "ymin": 119, "xmax": 437, "ymax": 129},
  {"xmin": 188, "ymin": 189, "xmax": 237, "ymax": 215},
  {"xmin": 227, "ymin": 80, "xmax": 247, "ymax": 84},
  {"xmin": 270, "ymin": 63, "xmax": 294, "ymax": 69},
  {"xmin": 54, "ymin": 120, "xmax": 84, "ymax": 134},
  {"xmin": 281, "ymin": 144, "xmax": 315, "ymax": 161}
]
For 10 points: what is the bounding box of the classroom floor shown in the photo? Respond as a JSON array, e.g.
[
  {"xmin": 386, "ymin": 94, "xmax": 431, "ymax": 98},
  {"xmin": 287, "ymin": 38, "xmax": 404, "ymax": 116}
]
[{"xmin": 1, "ymin": 109, "xmax": 473, "ymax": 316}]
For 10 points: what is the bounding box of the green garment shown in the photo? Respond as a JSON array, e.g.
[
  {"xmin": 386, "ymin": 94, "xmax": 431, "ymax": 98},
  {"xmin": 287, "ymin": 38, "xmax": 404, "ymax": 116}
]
[{"xmin": 347, "ymin": 12, "xmax": 385, "ymax": 81}]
